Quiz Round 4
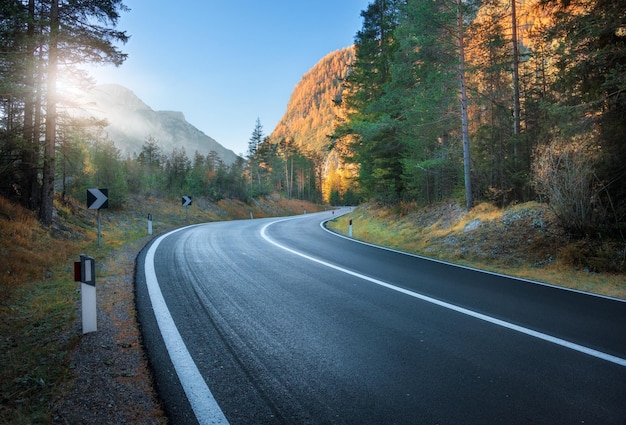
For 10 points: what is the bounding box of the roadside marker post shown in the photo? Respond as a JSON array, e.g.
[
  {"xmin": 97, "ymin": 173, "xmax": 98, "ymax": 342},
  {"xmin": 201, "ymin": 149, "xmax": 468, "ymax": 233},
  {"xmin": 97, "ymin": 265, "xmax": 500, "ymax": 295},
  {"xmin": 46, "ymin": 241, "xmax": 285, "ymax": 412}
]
[
  {"xmin": 181, "ymin": 196, "xmax": 192, "ymax": 221},
  {"xmin": 75, "ymin": 254, "xmax": 97, "ymax": 334},
  {"xmin": 148, "ymin": 213, "xmax": 153, "ymax": 235},
  {"xmin": 87, "ymin": 188, "xmax": 108, "ymax": 247},
  {"xmin": 349, "ymin": 219, "xmax": 353, "ymax": 237}
]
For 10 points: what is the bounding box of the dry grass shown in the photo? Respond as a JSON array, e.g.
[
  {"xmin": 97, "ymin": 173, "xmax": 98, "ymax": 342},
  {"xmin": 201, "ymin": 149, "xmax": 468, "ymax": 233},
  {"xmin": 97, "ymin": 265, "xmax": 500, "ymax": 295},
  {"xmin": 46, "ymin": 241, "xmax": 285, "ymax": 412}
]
[
  {"xmin": 0, "ymin": 197, "xmax": 87, "ymax": 424},
  {"xmin": 328, "ymin": 200, "xmax": 626, "ymax": 300}
]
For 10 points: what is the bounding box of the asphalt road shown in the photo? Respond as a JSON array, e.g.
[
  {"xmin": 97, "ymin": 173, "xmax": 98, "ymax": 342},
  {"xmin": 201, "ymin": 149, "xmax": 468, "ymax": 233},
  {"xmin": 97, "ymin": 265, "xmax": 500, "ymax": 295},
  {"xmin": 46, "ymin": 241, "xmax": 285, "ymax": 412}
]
[{"xmin": 136, "ymin": 209, "xmax": 626, "ymax": 425}]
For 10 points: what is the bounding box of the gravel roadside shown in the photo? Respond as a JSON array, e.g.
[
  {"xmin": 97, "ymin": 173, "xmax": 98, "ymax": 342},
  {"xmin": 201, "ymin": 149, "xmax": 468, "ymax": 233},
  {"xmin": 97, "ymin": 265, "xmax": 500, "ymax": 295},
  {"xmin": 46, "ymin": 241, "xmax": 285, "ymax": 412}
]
[{"xmin": 52, "ymin": 235, "xmax": 168, "ymax": 424}]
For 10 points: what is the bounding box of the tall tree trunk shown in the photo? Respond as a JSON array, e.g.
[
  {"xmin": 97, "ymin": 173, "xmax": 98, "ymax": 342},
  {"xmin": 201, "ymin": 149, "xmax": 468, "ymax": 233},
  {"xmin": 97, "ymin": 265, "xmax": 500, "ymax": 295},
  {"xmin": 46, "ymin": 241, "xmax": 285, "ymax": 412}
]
[
  {"xmin": 289, "ymin": 157, "xmax": 294, "ymax": 199},
  {"xmin": 457, "ymin": 0, "xmax": 473, "ymax": 209},
  {"xmin": 22, "ymin": 0, "xmax": 39, "ymax": 210},
  {"xmin": 39, "ymin": 0, "xmax": 59, "ymax": 225},
  {"xmin": 511, "ymin": 0, "xmax": 521, "ymax": 161}
]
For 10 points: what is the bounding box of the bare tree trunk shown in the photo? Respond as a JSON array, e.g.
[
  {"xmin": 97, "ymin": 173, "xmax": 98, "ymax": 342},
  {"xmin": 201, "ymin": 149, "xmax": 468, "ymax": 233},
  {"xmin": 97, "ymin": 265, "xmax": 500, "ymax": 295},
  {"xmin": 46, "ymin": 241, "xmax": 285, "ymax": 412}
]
[
  {"xmin": 511, "ymin": 0, "xmax": 521, "ymax": 160},
  {"xmin": 289, "ymin": 157, "xmax": 294, "ymax": 199},
  {"xmin": 39, "ymin": 0, "xmax": 59, "ymax": 225},
  {"xmin": 284, "ymin": 159, "xmax": 289, "ymax": 198},
  {"xmin": 22, "ymin": 0, "xmax": 39, "ymax": 210},
  {"xmin": 457, "ymin": 0, "xmax": 472, "ymax": 210}
]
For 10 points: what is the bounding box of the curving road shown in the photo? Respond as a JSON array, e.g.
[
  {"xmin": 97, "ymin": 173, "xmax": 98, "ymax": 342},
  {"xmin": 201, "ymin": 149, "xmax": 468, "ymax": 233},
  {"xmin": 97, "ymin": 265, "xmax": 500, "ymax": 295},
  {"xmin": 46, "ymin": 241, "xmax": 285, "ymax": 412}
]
[{"xmin": 136, "ymin": 209, "xmax": 626, "ymax": 425}]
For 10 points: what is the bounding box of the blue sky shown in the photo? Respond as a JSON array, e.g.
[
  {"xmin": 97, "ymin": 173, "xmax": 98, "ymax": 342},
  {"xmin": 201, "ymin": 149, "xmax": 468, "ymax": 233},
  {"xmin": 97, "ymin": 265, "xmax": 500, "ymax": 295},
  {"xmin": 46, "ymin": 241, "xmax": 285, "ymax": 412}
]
[{"xmin": 88, "ymin": 0, "xmax": 371, "ymax": 156}]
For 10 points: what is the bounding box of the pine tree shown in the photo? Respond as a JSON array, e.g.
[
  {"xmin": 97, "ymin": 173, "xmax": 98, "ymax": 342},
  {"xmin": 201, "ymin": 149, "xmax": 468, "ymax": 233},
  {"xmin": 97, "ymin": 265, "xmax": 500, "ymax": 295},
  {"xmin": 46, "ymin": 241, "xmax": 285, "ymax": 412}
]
[
  {"xmin": 336, "ymin": 0, "xmax": 403, "ymax": 203},
  {"xmin": 387, "ymin": 0, "xmax": 460, "ymax": 203},
  {"xmin": 248, "ymin": 117, "xmax": 263, "ymax": 157},
  {"xmin": 540, "ymin": 0, "xmax": 626, "ymax": 225},
  {"xmin": 247, "ymin": 118, "xmax": 267, "ymax": 195}
]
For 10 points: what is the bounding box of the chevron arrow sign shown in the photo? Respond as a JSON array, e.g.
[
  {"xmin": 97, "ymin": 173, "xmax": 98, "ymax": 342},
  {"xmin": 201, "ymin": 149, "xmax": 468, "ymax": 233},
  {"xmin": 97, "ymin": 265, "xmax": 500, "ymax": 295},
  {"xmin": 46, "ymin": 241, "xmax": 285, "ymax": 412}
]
[
  {"xmin": 182, "ymin": 195, "xmax": 192, "ymax": 207},
  {"xmin": 87, "ymin": 188, "xmax": 109, "ymax": 210}
]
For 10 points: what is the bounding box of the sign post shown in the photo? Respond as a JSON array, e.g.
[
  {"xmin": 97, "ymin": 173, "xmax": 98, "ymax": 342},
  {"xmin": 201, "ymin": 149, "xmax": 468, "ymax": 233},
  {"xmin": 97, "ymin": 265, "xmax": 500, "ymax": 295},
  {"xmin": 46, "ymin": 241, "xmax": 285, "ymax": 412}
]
[
  {"xmin": 75, "ymin": 254, "xmax": 97, "ymax": 334},
  {"xmin": 87, "ymin": 188, "xmax": 108, "ymax": 246},
  {"xmin": 182, "ymin": 196, "xmax": 192, "ymax": 221}
]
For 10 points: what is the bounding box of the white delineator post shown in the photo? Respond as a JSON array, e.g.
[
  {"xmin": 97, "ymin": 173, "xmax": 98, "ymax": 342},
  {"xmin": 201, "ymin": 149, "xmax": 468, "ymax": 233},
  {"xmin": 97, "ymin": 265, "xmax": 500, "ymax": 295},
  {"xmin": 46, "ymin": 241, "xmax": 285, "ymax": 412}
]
[
  {"xmin": 349, "ymin": 219, "xmax": 353, "ymax": 237},
  {"xmin": 148, "ymin": 213, "xmax": 153, "ymax": 235},
  {"xmin": 75, "ymin": 254, "xmax": 97, "ymax": 334}
]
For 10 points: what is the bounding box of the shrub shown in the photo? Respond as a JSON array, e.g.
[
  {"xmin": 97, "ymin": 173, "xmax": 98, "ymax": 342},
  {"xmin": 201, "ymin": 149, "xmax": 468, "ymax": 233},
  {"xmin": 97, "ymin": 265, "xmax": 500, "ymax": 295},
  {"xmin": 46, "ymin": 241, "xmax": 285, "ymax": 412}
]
[
  {"xmin": 559, "ymin": 239, "xmax": 625, "ymax": 273},
  {"xmin": 532, "ymin": 135, "xmax": 603, "ymax": 235}
]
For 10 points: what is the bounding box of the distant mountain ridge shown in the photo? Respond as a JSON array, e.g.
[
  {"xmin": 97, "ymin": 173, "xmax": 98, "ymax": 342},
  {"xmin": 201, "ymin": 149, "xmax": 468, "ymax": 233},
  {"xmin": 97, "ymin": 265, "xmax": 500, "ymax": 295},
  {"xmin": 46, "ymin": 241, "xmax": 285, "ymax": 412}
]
[{"xmin": 77, "ymin": 84, "xmax": 239, "ymax": 165}]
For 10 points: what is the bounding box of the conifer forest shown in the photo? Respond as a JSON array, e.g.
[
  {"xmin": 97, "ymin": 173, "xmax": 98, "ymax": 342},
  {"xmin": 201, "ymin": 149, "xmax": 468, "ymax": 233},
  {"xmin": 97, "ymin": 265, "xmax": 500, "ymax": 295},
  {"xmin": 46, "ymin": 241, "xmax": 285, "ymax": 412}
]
[{"xmin": 1, "ymin": 0, "xmax": 625, "ymax": 235}]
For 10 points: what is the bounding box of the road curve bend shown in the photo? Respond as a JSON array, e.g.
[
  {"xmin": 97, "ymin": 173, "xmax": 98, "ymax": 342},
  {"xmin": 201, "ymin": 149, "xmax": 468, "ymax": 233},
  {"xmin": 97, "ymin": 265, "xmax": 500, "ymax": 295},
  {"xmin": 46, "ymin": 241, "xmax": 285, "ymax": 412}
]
[{"xmin": 136, "ymin": 210, "xmax": 626, "ymax": 425}]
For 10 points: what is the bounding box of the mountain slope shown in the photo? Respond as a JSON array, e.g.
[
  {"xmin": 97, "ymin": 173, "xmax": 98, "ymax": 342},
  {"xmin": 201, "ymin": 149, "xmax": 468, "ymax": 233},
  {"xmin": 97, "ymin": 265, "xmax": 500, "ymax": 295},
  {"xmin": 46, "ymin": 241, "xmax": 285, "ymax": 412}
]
[
  {"xmin": 270, "ymin": 47, "xmax": 354, "ymax": 152},
  {"xmin": 76, "ymin": 84, "xmax": 239, "ymax": 165},
  {"xmin": 270, "ymin": 47, "xmax": 356, "ymax": 202}
]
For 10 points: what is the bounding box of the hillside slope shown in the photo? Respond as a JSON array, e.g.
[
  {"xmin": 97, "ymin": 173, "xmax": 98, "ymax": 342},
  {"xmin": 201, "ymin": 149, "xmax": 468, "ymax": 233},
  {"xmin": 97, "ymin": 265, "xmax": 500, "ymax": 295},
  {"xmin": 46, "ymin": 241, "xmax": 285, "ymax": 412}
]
[
  {"xmin": 270, "ymin": 47, "xmax": 356, "ymax": 202},
  {"xmin": 270, "ymin": 47, "xmax": 354, "ymax": 153}
]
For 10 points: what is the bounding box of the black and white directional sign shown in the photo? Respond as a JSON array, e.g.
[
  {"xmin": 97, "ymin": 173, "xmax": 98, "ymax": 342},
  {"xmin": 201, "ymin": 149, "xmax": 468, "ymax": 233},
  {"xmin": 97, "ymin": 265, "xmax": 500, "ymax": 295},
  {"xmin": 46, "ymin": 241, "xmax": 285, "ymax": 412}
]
[
  {"xmin": 181, "ymin": 196, "xmax": 192, "ymax": 207},
  {"xmin": 87, "ymin": 188, "xmax": 109, "ymax": 210}
]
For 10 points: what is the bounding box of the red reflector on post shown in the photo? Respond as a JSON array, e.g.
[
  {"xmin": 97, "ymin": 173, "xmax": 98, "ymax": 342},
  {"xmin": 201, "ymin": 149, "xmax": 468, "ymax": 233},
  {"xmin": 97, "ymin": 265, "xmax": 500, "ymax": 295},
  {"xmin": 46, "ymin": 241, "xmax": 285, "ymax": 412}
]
[{"xmin": 74, "ymin": 262, "xmax": 81, "ymax": 282}]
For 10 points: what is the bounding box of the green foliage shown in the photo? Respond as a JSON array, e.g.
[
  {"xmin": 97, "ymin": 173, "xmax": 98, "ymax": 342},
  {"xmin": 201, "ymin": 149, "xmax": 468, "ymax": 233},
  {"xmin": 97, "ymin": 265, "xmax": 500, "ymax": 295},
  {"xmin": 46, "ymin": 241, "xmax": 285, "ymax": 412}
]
[
  {"xmin": 540, "ymin": 0, "xmax": 626, "ymax": 226},
  {"xmin": 246, "ymin": 132, "xmax": 320, "ymax": 202},
  {"xmin": 248, "ymin": 117, "xmax": 264, "ymax": 157},
  {"xmin": 0, "ymin": 0, "xmax": 129, "ymax": 220},
  {"xmin": 62, "ymin": 136, "xmax": 128, "ymax": 208},
  {"xmin": 2, "ymin": 0, "xmax": 625, "ymax": 234},
  {"xmin": 342, "ymin": 188, "xmax": 361, "ymax": 206},
  {"xmin": 335, "ymin": 0, "xmax": 404, "ymax": 202},
  {"xmin": 466, "ymin": 0, "xmax": 530, "ymax": 204},
  {"xmin": 329, "ymin": 0, "xmax": 625, "ymax": 231}
]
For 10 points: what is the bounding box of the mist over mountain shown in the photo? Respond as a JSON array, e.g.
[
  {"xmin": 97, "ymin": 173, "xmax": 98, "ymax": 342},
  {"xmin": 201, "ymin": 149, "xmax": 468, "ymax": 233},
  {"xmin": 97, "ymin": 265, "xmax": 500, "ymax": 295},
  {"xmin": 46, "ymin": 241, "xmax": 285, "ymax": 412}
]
[{"xmin": 76, "ymin": 84, "xmax": 239, "ymax": 165}]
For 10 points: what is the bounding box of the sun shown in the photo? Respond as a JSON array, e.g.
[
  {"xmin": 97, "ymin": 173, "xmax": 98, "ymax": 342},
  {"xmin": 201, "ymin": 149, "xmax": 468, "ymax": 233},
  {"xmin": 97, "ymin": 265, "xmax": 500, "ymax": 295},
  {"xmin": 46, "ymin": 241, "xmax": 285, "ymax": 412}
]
[{"xmin": 57, "ymin": 66, "xmax": 94, "ymax": 94}]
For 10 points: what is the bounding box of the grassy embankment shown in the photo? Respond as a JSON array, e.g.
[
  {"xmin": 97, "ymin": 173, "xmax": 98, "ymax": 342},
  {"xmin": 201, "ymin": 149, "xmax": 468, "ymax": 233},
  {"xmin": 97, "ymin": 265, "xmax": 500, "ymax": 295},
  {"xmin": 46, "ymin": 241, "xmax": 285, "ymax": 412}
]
[
  {"xmin": 0, "ymin": 194, "xmax": 323, "ymax": 424},
  {"xmin": 327, "ymin": 201, "xmax": 625, "ymax": 300}
]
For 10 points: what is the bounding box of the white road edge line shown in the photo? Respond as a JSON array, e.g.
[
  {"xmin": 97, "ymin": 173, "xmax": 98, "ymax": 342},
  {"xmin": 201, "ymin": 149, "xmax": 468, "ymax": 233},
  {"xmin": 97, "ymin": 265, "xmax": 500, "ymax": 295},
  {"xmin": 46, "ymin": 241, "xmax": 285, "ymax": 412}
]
[
  {"xmin": 322, "ymin": 209, "xmax": 626, "ymax": 303},
  {"xmin": 261, "ymin": 217, "xmax": 626, "ymax": 368},
  {"xmin": 145, "ymin": 227, "xmax": 230, "ymax": 425}
]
